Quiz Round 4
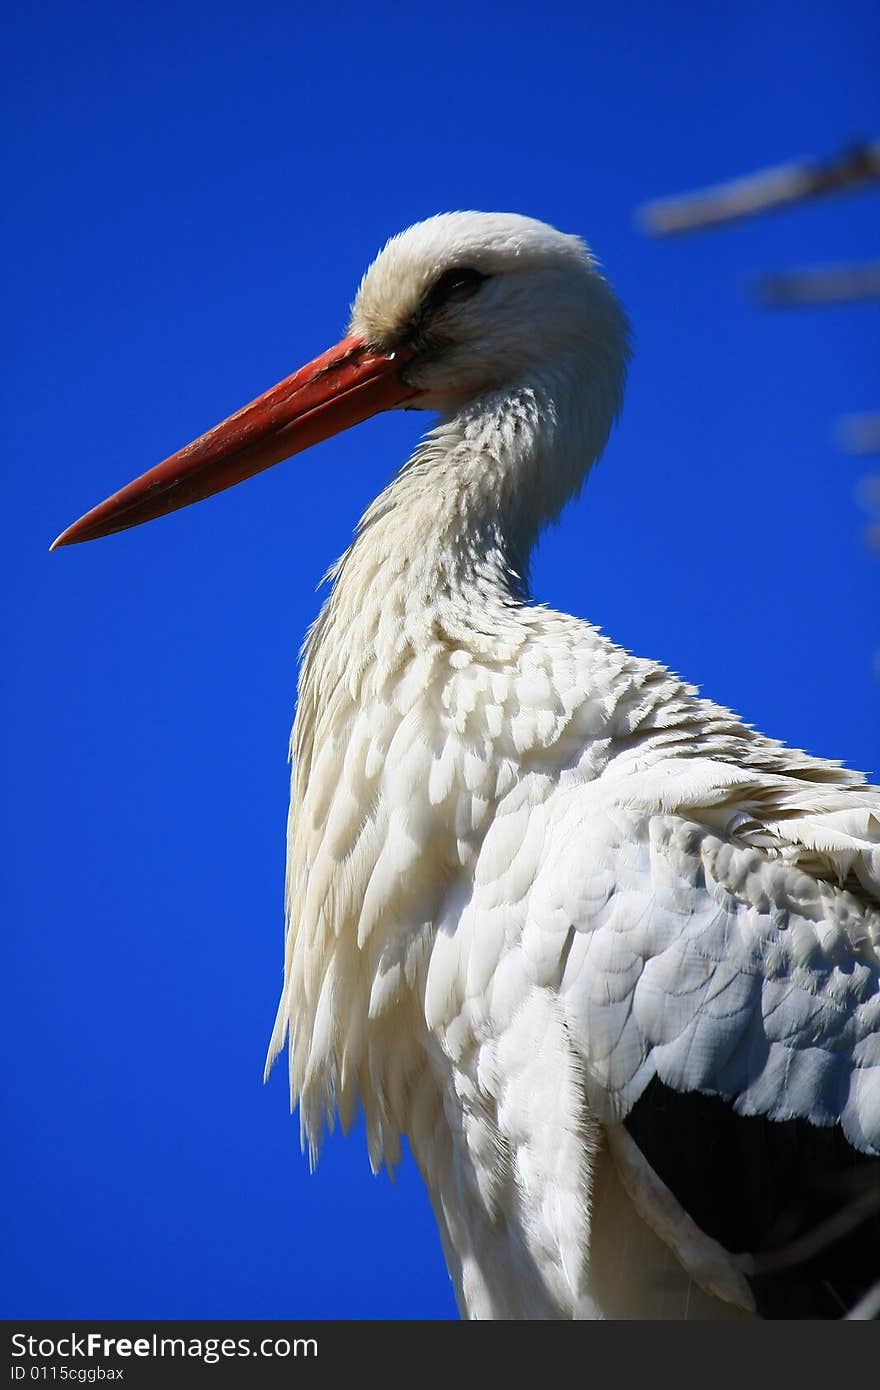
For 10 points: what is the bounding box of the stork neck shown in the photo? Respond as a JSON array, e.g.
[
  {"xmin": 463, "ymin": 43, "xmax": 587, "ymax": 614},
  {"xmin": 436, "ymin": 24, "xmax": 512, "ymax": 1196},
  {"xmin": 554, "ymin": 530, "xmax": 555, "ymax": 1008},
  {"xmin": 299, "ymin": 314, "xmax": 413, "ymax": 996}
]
[{"xmin": 337, "ymin": 362, "xmax": 615, "ymax": 632}]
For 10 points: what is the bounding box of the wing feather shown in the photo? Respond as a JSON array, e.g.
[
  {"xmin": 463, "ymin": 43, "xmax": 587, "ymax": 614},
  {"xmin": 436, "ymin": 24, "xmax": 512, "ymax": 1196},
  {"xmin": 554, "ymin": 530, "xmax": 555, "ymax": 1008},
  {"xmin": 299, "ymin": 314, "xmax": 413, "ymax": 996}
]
[{"xmin": 528, "ymin": 763, "xmax": 880, "ymax": 1152}]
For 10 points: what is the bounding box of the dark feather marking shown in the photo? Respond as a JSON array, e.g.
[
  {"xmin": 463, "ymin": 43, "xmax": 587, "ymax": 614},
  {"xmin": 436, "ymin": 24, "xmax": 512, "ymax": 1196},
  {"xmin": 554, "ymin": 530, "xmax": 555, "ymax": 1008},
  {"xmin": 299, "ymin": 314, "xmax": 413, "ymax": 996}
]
[
  {"xmin": 388, "ymin": 268, "xmax": 490, "ymax": 353},
  {"xmin": 624, "ymin": 1077, "xmax": 880, "ymax": 1318}
]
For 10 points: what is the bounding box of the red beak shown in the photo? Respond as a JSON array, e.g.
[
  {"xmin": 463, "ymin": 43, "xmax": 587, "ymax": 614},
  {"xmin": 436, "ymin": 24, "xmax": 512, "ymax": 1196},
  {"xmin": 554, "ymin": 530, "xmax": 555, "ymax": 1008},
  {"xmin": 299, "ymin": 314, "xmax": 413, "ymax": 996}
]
[{"xmin": 50, "ymin": 335, "xmax": 418, "ymax": 548}]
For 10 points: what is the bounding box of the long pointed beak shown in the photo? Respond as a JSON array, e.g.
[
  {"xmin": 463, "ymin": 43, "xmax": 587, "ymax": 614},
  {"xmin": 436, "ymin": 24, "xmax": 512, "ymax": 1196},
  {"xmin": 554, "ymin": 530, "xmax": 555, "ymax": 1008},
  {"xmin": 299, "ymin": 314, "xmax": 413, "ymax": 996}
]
[{"xmin": 50, "ymin": 335, "xmax": 418, "ymax": 548}]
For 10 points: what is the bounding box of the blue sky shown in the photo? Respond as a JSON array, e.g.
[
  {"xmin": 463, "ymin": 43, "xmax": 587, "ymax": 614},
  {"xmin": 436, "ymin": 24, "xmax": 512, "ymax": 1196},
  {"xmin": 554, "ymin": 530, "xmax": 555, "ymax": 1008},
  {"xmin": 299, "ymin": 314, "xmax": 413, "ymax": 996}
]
[{"xmin": 4, "ymin": 0, "xmax": 878, "ymax": 1319}]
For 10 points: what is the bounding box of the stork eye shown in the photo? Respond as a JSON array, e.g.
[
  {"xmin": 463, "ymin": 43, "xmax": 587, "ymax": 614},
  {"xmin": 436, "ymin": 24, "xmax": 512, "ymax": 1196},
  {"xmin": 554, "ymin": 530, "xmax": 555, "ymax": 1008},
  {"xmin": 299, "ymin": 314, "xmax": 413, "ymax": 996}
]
[{"xmin": 422, "ymin": 267, "xmax": 489, "ymax": 315}]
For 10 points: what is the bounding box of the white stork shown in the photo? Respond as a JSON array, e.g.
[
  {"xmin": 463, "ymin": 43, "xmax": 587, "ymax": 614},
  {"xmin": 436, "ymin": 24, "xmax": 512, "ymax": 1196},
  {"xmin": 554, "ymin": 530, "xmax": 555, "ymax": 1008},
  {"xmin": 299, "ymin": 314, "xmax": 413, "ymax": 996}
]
[{"xmin": 53, "ymin": 212, "xmax": 880, "ymax": 1319}]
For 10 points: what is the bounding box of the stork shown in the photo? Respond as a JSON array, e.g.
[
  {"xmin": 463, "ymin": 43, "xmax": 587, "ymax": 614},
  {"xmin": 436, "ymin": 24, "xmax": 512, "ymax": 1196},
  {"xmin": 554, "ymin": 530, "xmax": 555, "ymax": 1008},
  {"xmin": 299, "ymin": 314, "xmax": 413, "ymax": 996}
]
[{"xmin": 53, "ymin": 212, "xmax": 880, "ymax": 1319}]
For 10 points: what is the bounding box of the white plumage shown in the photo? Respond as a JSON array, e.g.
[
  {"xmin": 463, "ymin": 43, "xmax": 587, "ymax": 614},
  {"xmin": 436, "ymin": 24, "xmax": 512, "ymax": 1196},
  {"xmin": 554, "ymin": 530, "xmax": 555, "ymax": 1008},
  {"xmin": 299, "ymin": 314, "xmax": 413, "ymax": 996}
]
[
  {"xmin": 56, "ymin": 210, "xmax": 880, "ymax": 1318},
  {"xmin": 257, "ymin": 213, "xmax": 880, "ymax": 1319}
]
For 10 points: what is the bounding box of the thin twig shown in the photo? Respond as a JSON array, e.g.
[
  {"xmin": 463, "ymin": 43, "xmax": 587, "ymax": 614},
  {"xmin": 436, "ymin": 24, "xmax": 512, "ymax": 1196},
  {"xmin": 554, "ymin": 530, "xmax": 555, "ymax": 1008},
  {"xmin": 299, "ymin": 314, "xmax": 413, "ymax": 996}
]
[{"xmin": 747, "ymin": 1187, "xmax": 880, "ymax": 1278}]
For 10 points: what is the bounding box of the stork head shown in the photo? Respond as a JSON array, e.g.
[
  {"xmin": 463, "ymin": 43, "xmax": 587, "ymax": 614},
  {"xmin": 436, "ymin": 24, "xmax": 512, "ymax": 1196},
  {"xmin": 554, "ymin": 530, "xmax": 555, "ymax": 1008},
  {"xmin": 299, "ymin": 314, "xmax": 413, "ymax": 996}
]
[
  {"xmin": 350, "ymin": 211, "xmax": 628, "ymax": 410},
  {"xmin": 51, "ymin": 212, "xmax": 629, "ymax": 548}
]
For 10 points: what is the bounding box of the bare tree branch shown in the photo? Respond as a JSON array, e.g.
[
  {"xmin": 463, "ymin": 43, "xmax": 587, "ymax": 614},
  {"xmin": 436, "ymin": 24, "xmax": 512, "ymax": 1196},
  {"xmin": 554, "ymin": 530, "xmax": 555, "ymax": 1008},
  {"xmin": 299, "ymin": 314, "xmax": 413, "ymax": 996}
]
[
  {"xmin": 638, "ymin": 140, "xmax": 880, "ymax": 235},
  {"xmin": 755, "ymin": 262, "xmax": 880, "ymax": 306},
  {"xmin": 838, "ymin": 414, "xmax": 880, "ymax": 457}
]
